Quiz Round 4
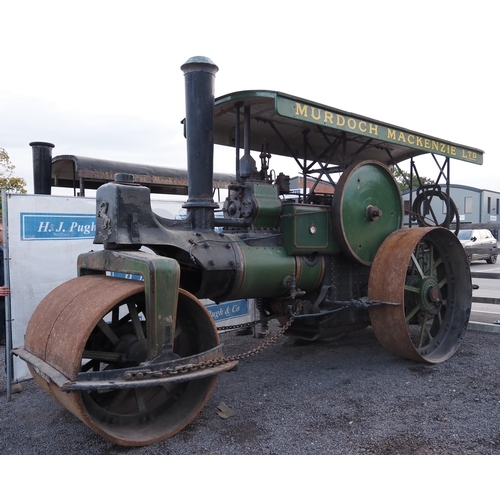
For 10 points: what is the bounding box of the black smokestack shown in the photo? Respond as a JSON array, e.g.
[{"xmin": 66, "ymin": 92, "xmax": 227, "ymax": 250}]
[
  {"xmin": 30, "ymin": 141, "xmax": 55, "ymax": 195},
  {"xmin": 181, "ymin": 56, "xmax": 219, "ymax": 230}
]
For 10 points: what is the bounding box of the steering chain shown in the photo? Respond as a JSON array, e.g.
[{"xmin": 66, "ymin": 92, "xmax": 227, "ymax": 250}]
[{"xmin": 124, "ymin": 304, "xmax": 302, "ymax": 381}]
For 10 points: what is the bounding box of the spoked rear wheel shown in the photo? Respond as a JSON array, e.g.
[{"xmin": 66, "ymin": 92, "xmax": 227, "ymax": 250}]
[
  {"xmin": 25, "ymin": 275, "xmax": 219, "ymax": 446},
  {"xmin": 368, "ymin": 227, "xmax": 471, "ymax": 363}
]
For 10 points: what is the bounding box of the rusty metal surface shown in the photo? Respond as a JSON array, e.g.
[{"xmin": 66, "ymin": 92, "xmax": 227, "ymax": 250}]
[
  {"xmin": 24, "ymin": 275, "xmax": 100, "ymax": 361},
  {"xmin": 368, "ymin": 229, "xmax": 424, "ymax": 360},
  {"xmin": 368, "ymin": 227, "xmax": 471, "ymax": 363},
  {"xmin": 16, "ymin": 341, "xmax": 237, "ymax": 391},
  {"xmin": 13, "ymin": 348, "xmax": 71, "ymax": 387},
  {"xmin": 24, "ymin": 276, "xmax": 146, "ymax": 442},
  {"xmin": 44, "ymin": 277, "xmax": 144, "ymax": 379},
  {"xmin": 70, "ymin": 360, "xmax": 238, "ymax": 390},
  {"xmin": 22, "ymin": 276, "xmax": 223, "ymax": 446}
]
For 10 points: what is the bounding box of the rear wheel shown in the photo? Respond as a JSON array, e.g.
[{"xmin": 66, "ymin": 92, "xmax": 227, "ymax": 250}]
[
  {"xmin": 487, "ymin": 253, "xmax": 497, "ymax": 264},
  {"xmin": 368, "ymin": 227, "xmax": 471, "ymax": 363}
]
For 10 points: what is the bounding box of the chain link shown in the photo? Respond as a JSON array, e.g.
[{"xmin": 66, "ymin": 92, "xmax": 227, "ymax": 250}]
[
  {"xmin": 216, "ymin": 314, "xmax": 278, "ymax": 332},
  {"xmin": 124, "ymin": 304, "xmax": 302, "ymax": 382}
]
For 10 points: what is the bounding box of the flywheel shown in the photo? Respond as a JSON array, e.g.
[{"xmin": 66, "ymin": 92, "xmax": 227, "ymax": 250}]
[
  {"xmin": 411, "ymin": 185, "xmax": 460, "ymax": 235},
  {"xmin": 368, "ymin": 226, "xmax": 471, "ymax": 363},
  {"xmin": 24, "ymin": 275, "xmax": 220, "ymax": 446},
  {"xmin": 332, "ymin": 160, "xmax": 403, "ymax": 265}
]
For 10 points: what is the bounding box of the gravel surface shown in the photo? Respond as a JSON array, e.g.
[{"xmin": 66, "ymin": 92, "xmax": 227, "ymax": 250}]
[{"xmin": 1, "ymin": 322, "xmax": 499, "ymax": 455}]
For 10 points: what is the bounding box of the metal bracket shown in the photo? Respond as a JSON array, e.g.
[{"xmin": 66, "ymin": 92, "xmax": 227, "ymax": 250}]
[{"xmin": 77, "ymin": 249, "xmax": 180, "ymax": 360}]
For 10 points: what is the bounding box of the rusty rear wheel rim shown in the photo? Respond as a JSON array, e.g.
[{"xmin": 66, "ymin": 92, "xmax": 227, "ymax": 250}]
[
  {"xmin": 25, "ymin": 276, "xmax": 219, "ymax": 446},
  {"xmin": 368, "ymin": 227, "xmax": 471, "ymax": 363}
]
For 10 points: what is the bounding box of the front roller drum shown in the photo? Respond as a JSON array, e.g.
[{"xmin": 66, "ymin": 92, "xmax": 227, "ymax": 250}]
[
  {"xmin": 368, "ymin": 227, "xmax": 471, "ymax": 363},
  {"xmin": 24, "ymin": 275, "xmax": 220, "ymax": 446}
]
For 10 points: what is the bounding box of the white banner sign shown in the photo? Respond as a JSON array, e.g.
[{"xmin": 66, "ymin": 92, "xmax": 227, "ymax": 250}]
[
  {"xmin": 4, "ymin": 193, "xmax": 253, "ymax": 382},
  {"xmin": 5, "ymin": 193, "xmax": 99, "ymax": 381}
]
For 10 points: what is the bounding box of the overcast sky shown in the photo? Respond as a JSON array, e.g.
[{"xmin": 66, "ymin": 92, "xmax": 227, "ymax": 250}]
[{"xmin": 2, "ymin": 1, "xmax": 498, "ymax": 194}]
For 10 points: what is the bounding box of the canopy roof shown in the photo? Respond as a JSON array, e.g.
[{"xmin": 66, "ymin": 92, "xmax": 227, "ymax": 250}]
[{"xmin": 213, "ymin": 90, "xmax": 483, "ymax": 168}]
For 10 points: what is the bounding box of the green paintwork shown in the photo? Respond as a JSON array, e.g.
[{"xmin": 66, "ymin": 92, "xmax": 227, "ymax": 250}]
[
  {"xmin": 295, "ymin": 254, "xmax": 325, "ymax": 292},
  {"xmin": 337, "ymin": 163, "xmax": 403, "ymax": 264},
  {"xmin": 253, "ymin": 183, "xmax": 282, "ymax": 228},
  {"xmin": 234, "ymin": 243, "xmax": 324, "ymax": 298},
  {"xmin": 276, "ymin": 95, "xmax": 483, "ymax": 165},
  {"xmin": 77, "ymin": 249, "xmax": 180, "ymax": 360},
  {"xmin": 280, "ymin": 204, "xmax": 339, "ymax": 255}
]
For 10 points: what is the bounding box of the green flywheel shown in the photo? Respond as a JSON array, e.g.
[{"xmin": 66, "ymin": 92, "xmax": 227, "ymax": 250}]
[{"xmin": 332, "ymin": 160, "xmax": 403, "ymax": 265}]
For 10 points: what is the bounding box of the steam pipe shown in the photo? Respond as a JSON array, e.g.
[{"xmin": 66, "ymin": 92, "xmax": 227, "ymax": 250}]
[
  {"xmin": 30, "ymin": 141, "xmax": 55, "ymax": 195},
  {"xmin": 235, "ymin": 102, "xmax": 241, "ymax": 182},
  {"xmin": 181, "ymin": 56, "xmax": 219, "ymax": 230},
  {"xmin": 239, "ymin": 106, "xmax": 256, "ymax": 178}
]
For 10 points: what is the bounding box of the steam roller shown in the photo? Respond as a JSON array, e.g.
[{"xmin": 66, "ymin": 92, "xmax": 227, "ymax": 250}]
[{"xmin": 15, "ymin": 55, "xmax": 478, "ymax": 446}]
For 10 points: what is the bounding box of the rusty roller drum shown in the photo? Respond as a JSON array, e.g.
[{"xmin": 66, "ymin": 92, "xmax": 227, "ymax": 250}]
[
  {"xmin": 25, "ymin": 275, "xmax": 219, "ymax": 446},
  {"xmin": 368, "ymin": 226, "xmax": 471, "ymax": 363}
]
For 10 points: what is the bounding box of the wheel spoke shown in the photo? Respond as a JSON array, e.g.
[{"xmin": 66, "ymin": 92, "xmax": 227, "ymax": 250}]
[
  {"xmin": 160, "ymin": 383, "xmax": 179, "ymax": 401},
  {"xmin": 432, "ymin": 256, "xmax": 443, "ymax": 272},
  {"xmin": 437, "ymin": 308, "xmax": 443, "ymax": 325},
  {"xmin": 134, "ymin": 389, "xmax": 147, "ymax": 414},
  {"xmin": 82, "ymin": 350, "xmax": 122, "ymax": 363},
  {"xmin": 81, "ymin": 358, "xmax": 100, "ymax": 372},
  {"xmin": 411, "ymin": 253, "xmax": 426, "ymax": 279},
  {"xmin": 406, "ymin": 303, "xmax": 421, "ymax": 323},
  {"xmin": 97, "ymin": 319, "xmax": 120, "ymax": 345},
  {"xmin": 426, "ymin": 244, "xmax": 435, "ymax": 276},
  {"xmin": 106, "ymin": 389, "xmax": 130, "ymax": 413},
  {"xmin": 127, "ymin": 299, "xmax": 146, "ymax": 340},
  {"xmin": 418, "ymin": 313, "xmax": 433, "ymax": 347}
]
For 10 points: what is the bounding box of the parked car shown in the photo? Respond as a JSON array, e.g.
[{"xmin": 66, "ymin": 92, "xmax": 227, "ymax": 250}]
[{"xmin": 457, "ymin": 229, "xmax": 498, "ymax": 264}]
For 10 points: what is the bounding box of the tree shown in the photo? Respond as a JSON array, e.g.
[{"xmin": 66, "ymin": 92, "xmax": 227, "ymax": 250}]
[
  {"xmin": 0, "ymin": 148, "xmax": 27, "ymax": 194},
  {"xmin": 393, "ymin": 167, "xmax": 433, "ymax": 192}
]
